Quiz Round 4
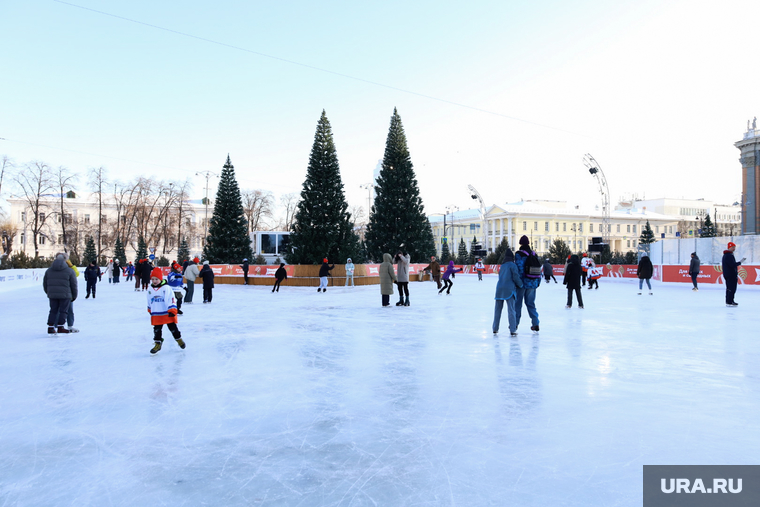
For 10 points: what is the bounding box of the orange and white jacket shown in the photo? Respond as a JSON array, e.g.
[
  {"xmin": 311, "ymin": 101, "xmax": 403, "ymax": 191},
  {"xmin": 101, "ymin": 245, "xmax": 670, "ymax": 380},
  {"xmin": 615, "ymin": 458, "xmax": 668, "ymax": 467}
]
[{"xmin": 146, "ymin": 281, "xmax": 178, "ymax": 325}]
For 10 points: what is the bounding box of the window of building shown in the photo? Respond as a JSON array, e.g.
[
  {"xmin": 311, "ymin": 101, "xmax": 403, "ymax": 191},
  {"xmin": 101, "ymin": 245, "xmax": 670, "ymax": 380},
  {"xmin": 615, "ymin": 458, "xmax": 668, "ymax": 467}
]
[
  {"xmin": 579, "ymin": 223, "xmax": 583, "ymax": 233},
  {"xmin": 555, "ymin": 223, "xmax": 559, "ymax": 232},
  {"xmin": 545, "ymin": 222, "xmax": 549, "ymax": 232},
  {"xmin": 84, "ymin": 214, "xmax": 90, "ymax": 225},
  {"xmin": 261, "ymin": 234, "xmax": 276, "ymax": 254},
  {"xmin": 534, "ymin": 221, "xmax": 538, "ymax": 231},
  {"xmin": 20, "ymin": 233, "xmax": 25, "ymax": 244},
  {"xmin": 627, "ymin": 225, "xmax": 631, "ymax": 233},
  {"xmin": 39, "ymin": 212, "xmax": 45, "ymax": 222},
  {"xmin": 633, "ymin": 225, "xmax": 637, "ymax": 234},
  {"xmin": 64, "ymin": 213, "xmax": 72, "ymax": 224},
  {"xmin": 563, "ymin": 223, "xmax": 567, "ymax": 232},
  {"xmin": 523, "ymin": 221, "xmax": 527, "ymax": 231},
  {"xmin": 670, "ymin": 226, "xmax": 673, "ymax": 234},
  {"xmin": 656, "ymin": 226, "xmax": 659, "ymax": 233},
  {"xmin": 590, "ymin": 224, "xmax": 594, "ymax": 233},
  {"xmin": 627, "ymin": 240, "xmax": 630, "ymax": 247},
  {"xmin": 20, "ymin": 211, "xmax": 26, "ymax": 222},
  {"xmin": 39, "ymin": 235, "xmax": 46, "ymax": 245},
  {"xmin": 617, "ymin": 224, "xmax": 621, "ymax": 233}
]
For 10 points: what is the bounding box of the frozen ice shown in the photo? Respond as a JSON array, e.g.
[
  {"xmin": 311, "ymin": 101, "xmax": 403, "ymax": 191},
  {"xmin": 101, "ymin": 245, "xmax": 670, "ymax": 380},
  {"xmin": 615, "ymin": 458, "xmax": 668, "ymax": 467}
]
[{"xmin": 2, "ymin": 274, "xmax": 760, "ymax": 506}]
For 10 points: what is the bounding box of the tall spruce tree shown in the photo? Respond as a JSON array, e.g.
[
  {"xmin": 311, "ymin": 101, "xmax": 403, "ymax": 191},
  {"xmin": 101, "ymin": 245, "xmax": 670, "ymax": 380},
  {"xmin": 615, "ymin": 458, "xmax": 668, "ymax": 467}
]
[
  {"xmin": 203, "ymin": 155, "xmax": 253, "ymax": 263},
  {"xmin": 365, "ymin": 108, "xmax": 435, "ymax": 262},
  {"xmin": 440, "ymin": 240, "xmax": 451, "ymax": 264},
  {"xmin": 286, "ymin": 111, "xmax": 360, "ymax": 264},
  {"xmin": 136, "ymin": 235, "xmax": 148, "ymax": 261},
  {"xmin": 83, "ymin": 236, "xmax": 97, "ymax": 264},
  {"xmin": 113, "ymin": 237, "xmax": 127, "ymax": 265},
  {"xmin": 467, "ymin": 235, "xmax": 479, "ymax": 264},
  {"xmin": 485, "ymin": 238, "xmax": 511, "ymax": 265},
  {"xmin": 548, "ymin": 238, "xmax": 571, "ymax": 264},
  {"xmin": 177, "ymin": 237, "xmax": 190, "ymax": 263}
]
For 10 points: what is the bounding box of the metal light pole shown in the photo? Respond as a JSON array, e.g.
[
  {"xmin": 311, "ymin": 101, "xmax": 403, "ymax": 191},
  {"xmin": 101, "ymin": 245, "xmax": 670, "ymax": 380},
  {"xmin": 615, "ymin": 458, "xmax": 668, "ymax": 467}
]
[
  {"xmin": 359, "ymin": 183, "xmax": 374, "ymax": 217},
  {"xmin": 196, "ymin": 171, "xmax": 218, "ymax": 248}
]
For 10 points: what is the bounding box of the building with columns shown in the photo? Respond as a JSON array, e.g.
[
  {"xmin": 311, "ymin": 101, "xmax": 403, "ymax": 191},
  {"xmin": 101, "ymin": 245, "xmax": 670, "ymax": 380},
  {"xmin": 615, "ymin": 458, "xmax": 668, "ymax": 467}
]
[{"xmin": 735, "ymin": 118, "xmax": 760, "ymax": 235}]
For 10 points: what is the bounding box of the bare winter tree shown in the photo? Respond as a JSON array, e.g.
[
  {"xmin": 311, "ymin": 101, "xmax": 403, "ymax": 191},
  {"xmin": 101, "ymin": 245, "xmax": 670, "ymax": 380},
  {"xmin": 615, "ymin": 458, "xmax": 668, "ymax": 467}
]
[
  {"xmin": 0, "ymin": 218, "xmax": 17, "ymax": 257},
  {"xmin": 242, "ymin": 189, "xmax": 274, "ymax": 232},
  {"xmin": 348, "ymin": 204, "xmax": 365, "ymax": 227},
  {"xmin": 0, "ymin": 155, "xmax": 13, "ymax": 200},
  {"xmin": 174, "ymin": 179, "xmax": 193, "ymax": 252},
  {"xmin": 54, "ymin": 166, "xmax": 77, "ymax": 252},
  {"xmin": 13, "ymin": 161, "xmax": 56, "ymax": 258},
  {"xmin": 279, "ymin": 192, "xmax": 300, "ymax": 231},
  {"xmin": 88, "ymin": 166, "xmax": 108, "ymax": 259}
]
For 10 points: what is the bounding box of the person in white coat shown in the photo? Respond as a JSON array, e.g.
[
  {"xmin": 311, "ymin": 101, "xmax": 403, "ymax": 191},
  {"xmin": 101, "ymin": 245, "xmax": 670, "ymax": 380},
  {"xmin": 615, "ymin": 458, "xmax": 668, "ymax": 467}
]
[
  {"xmin": 345, "ymin": 258, "xmax": 355, "ymax": 287},
  {"xmin": 394, "ymin": 249, "xmax": 411, "ymax": 306}
]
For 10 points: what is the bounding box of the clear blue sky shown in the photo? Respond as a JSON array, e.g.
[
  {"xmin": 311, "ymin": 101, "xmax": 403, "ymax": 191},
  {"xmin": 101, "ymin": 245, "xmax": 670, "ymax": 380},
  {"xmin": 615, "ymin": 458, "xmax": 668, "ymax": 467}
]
[{"xmin": 2, "ymin": 0, "xmax": 758, "ymax": 218}]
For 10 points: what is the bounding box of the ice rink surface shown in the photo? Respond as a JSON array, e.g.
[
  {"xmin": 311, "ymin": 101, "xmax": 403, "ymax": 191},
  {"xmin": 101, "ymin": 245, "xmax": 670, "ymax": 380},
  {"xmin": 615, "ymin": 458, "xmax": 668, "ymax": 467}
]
[{"xmin": 2, "ymin": 274, "xmax": 760, "ymax": 506}]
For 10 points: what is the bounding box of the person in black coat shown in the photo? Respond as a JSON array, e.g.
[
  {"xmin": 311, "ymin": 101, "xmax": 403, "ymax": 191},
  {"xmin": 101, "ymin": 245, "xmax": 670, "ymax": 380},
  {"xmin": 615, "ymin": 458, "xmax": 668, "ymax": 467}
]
[
  {"xmin": 241, "ymin": 258, "xmax": 250, "ymax": 285},
  {"xmin": 637, "ymin": 255, "xmax": 654, "ymax": 295},
  {"xmin": 112, "ymin": 259, "xmax": 121, "ymax": 283},
  {"xmin": 317, "ymin": 258, "xmax": 334, "ymax": 292},
  {"xmin": 542, "ymin": 258, "xmax": 557, "ymax": 283},
  {"xmin": 140, "ymin": 260, "xmax": 153, "ymax": 291},
  {"xmin": 43, "ymin": 253, "xmax": 78, "ymax": 334},
  {"xmin": 133, "ymin": 260, "xmax": 143, "ymax": 291},
  {"xmin": 563, "ymin": 254, "xmax": 583, "ymax": 308},
  {"xmin": 273, "ymin": 263, "xmax": 287, "ymax": 292},
  {"xmin": 200, "ymin": 261, "xmax": 215, "ymax": 303},
  {"xmin": 84, "ymin": 261, "xmax": 101, "ymax": 298},
  {"xmin": 722, "ymin": 242, "xmax": 744, "ymax": 306}
]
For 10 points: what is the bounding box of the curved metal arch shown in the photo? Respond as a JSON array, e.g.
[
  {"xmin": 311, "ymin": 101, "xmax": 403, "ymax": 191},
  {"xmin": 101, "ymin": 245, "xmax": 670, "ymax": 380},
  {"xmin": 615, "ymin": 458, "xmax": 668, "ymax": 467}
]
[
  {"xmin": 582, "ymin": 154, "xmax": 611, "ymax": 246},
  {"xmin": 467, "ymin": 184, "xmax": 488, "ymax": 253}
]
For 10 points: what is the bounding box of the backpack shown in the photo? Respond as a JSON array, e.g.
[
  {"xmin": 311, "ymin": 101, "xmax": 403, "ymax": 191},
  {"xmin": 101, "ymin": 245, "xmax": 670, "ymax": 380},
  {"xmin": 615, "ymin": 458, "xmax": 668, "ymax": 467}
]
[{"xmin": 522, "ymin": 250, "xmax": 542, "ymax": 279}]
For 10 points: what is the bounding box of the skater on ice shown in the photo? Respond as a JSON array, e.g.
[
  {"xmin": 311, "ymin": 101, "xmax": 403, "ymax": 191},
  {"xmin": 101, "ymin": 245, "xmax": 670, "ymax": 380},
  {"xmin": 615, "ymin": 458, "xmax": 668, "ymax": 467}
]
[
  {"xmin": 379, "ymin": 252, "xmax": 397, "ymax": 307},
  {"xmin": 273, "ymin": 263, "xmax": 288, "ymax": 292},
  {"xmin": 167, "ymin": 262, "xmax": 185, "ymax": 315},
  {"xmin": 564, "ymin": 254, "xmax": 584, "ymax": 309},
  {"xmin": 241, "ymin": 258, "xmax": 249, "ymax": 285},
  {"xmin": 439, "ymin": 260, "xmax": 463, "ymax": 295},
  {"xmin": 542, "ymin": 258, "xmax": 557, "ymax": 283},
  {"xmin": 689, "ymin": 252, "xmax": 701, "ymax": 291},
  {"xmin": 43, "ymin": 252, "xmax": 78, "ymax": 334},
  {"xmin": 493, "ymin": 248, "xmax": 522, "ymax": 336},
  {"xmin": 637, "ymin": 255, "xmax": 654, "ymax": 295},
  {"xmin": 84, "ymin": 260, "xmax": 101, "ymax": 299},
  {"xmin": 422, "ymin": 255, "xmax": 442, "ymax": 289},
  {"xmin": 146, "ymin": 267, "xmax": 185, "ymax": 354},
  {"xmin": 394, "ymin": 249, "xmax": 411, "ymax": 306},
  {"xmin": 317, "ymin": 258, "xmax": 334, "ymax": 292},
  {"xmin": 344, "ymin": 258, "xmax": 355, "ymax": 287},
  {"xmin": 722, "ymin": 242, "xmax": 745, "ymax": 306},
  {"xmin": 200, "ymin": 261, "xmax": 215, "ymax": 303},
  {"xmin": 474, "ymin": 258, "xmax": 486, "ymax": 281},
  {"xmin": 184, "ymin": 257, "xmax": 200, "ymax": 303},
  {"xmin": 514, "ymin": 235, "xmax": 541, "ymax": 333}
]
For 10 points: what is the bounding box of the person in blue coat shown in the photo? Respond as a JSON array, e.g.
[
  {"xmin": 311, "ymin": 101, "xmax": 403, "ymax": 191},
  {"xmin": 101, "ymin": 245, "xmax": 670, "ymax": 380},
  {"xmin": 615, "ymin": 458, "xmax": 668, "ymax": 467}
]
[{"xmin": 493, "ymin": 248, "xmax": 523, "ymax": 336}]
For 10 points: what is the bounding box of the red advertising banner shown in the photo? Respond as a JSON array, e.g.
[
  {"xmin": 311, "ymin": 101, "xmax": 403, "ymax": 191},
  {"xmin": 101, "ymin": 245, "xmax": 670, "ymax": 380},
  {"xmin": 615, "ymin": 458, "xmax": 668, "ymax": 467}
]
[{"xmin": 660, "ymin": 265, "xmax": 760, "ymax": 285}]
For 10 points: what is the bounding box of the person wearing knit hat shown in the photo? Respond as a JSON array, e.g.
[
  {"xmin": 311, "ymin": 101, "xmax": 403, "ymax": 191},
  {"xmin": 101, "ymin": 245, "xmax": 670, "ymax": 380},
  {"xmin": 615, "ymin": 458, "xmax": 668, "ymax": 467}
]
[
  {"xmin": 689, "ymin": 252, "xmax": 701, "ymax": 291},
  {"xmin": 140, "ymin": 258, "xmax": 153, "ymax": 291},
  {"xmin": 241, "ymin": 258, "xmax": 250, "ymax": 285},
  {"xmin": 317, "ymin": 258, "xmax": 334, "ymax": 292},
  {"xmin": 199, "ymin": 261, "xmax": 215, "ymax": 303},
  {"xmin": 147, "ymin": 266, "xmax": 185, "ymax": 354},
  {"xmin": 166, "ymin": 263, "xmax": 185, "ymax": 315},
  {"xmin": 513, "ymin": 235, "xmax": 541, "ymax": 333},
  {"xmin": 722, "ymin": 241, "xmax": 745, "ymax": 306}
]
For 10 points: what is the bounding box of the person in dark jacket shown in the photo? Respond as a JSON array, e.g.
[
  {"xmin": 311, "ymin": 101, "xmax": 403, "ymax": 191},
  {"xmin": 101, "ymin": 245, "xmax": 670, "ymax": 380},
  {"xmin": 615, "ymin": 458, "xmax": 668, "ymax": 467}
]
[
  {"xmin": 514, "ymin": 235, "xmax": 541, "ymax": 332},
  {"xmin": 689, "ymin": 252, "xmax": 701, "ymax": 291},
  {"xmin": 722, "ymin": 242, "xmax": 745, "ymax": 306},
  {"xmin": 493, "ymin": 248, "xmax": 523, "ymax": 335},
  {"xmin": 112, "ymin": 259, "xmax": 121, "ymax": 283},
  {"xmin": 317, "ymin": 258, "xmax": 334, "ymax": 293},
  {"xmin": 133, "ymin": 259, "xmax": 143, "ymax": 291},
  {"xmin": 140, "ymin": 260, "xmax": 153, "ymax": 291},
  {"xmin": 563, "ymin": 255, "xmax": 584, "ymax": 309},
  {"xmin": 273, "ymin": 263, "xmax": 287, "ymax": 292},
  {"xmin": 637, "ymin": 255, "xmax": 654, "ymax": 295},
  {"xmin": 241, "ymin": 258, "xmax": 250, "ymax": 285},
  {"xmin": 84, "ymin": 261, "xmax": 101, "ymax": 299},
  {"xmin": 200, "ymin": 261, "xmax": 215, "ymax": 303},
  {"xmin": 542, "ymin": 258, "xmax": 557, "ymax": 283},
  {"xmin": 422, "ymin": 256, "xmax": 442, "ymax": 289},
  {"xmin": 43, "ymin": 253, "xmax": 78, "ymax": 334},
  {"xmin": 125, "ymin": 261, "xmax": 135, "ymax": 282}
]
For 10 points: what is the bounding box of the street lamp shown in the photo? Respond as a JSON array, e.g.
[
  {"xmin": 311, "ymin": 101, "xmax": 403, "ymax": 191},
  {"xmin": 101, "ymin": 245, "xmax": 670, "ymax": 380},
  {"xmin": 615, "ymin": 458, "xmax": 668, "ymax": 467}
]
[
  {"xmin": 359, "ymin": 183, "xmax": 374, "ymax": 217},
  {"xmin": 196, "ymin": 171, "xmax": 218, "ymax": 248}
]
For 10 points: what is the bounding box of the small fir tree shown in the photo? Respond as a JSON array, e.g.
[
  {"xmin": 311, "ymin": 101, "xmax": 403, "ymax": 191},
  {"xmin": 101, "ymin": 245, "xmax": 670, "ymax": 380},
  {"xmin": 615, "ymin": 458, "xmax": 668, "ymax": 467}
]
[
  {"xmin": 484, "ymin": 238, "xmax": 511, "ymax": 265},
  {"xmin": 548, "ymin": 238, "xmax": 572, "ymax": 264},
  {"xmin": 600, "ymin": 244, "xmax": 612, "ymax": 264},
  {"xmin": 365, "ymin": 108, "xmax": 435, "ymax": 262},
  {"xmin": 157, "ymin": 256, "xmax": 170, "ymax": 267},
  {"xmin": 456, "ymin": 238, "xmax": 469, "ymax": 264},
  {"xmin": 114, "ymin": 237, "xmax": 127, "ymax": 265},
  {"xmin": 624, "ymin": 251, "xmax": 638, "ymax": 264},
  {"xmin": 440, "ymin": 240, "xmax": 451, "ymax": 264},
  {"xmin": 177, "ymin": 237, "xmax": 190, "ymax": 264},
  {"xmin": 136, "ymin": 236, "xmax": 148, "ymax": 261},
  {"xmin": 203, "ymin": 155, "xmax": 253, "ymax": 263},
  {"xmin": 639, "ymin": 220, "xmax": 656, "ymax": 254},
  {"xmin": 83, "ymin": 236, "xmax": 97, "ymax": 264},
  {"xmin": 286, "ymin": 111, "xmax": 360, "ymax": 264},
  {"xmin": 700, "ymin": 214, "xmax": 716, "ymax": 238},
  {"xmin": 467, "ymin": 235, "xmax": 479, "ymax": 265}
]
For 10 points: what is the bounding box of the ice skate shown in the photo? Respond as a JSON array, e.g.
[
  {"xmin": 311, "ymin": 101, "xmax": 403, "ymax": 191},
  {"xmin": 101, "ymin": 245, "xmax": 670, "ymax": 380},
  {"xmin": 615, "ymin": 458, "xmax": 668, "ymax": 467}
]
[
  {"xmin": 579, "ymin": 305, "xmax": 584, "ymax": 309},
  {"xmin": 637, "ymin": 292, "xmax": 642, "ymax": 295},
  {"xmin": 727, "ymin": 302, "xmax": 738, "ymax": 307},
  {"xmin": 85, "ymin": 293, "xmax": 90, "ymax": 299},
  {"xmin": 510, "ymin": 332, "xmax": 518, "ymax": 337},
  {"xmin": 48, "ymin": 326, "xmax": 56, "ymax": 334},
  {"xmin": 175, "ymin": 338, "xmax": 186, "ymax": 349},
  {"xmin": 649, "ymin": 292, "xmax": 653, "ymax": 295},
  {"xmin": 150, "ymin": 341, "xmax": 162, "ymax": 354},
  {"xmin": 317, "ymin": 288, "xmax": 321, "ymax": 292},
  {"xmin": 565, "ymin": 305, "xmax": 571, "ymax": 309},
  {"xmin": 177, "ymin": 309, "xmax": 183, "ymax": 315},
  {"xmin": 67, "ymin": 327, "xmax": 79, "ymax": 333},
  {"xmin": 396, "ymin": 296, "xmax": 404, "ymax": 306},
  {"xmin": 404, "ymin": 298, "xmax": 410, "ymax": 307},
  {"xmin": 56, "ymin": 326, "xmax": 70, "ymax": 334},
  {"xmin": 531, "ymin": 325, "xmax": 539, "ymax": 333}
]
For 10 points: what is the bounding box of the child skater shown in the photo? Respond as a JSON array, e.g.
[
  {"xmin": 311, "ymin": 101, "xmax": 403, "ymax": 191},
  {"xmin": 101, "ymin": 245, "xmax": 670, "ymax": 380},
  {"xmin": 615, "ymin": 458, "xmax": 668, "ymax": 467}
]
[
  {"xmin": 167, "ymin": 262, "xmax": 185, "ymax": 315},
  {"xmin": 563, "ymin": 254, "xmax": 584, "ymax": 309},
  {"xmin": 273, "ymin": 263, "xmax": 287, "ymax": 292},
  {"xmin": 474, "ymin": 258, "xmax": 486, "ymax": 281},
  {"xmin": 493, "ymin": 248, "xmax": 523, "ymax": 336},
  {"xmin": 542, "ymin": 258, "xmax": 557, "ymax": 283},
  {"xmin": 438, "ymin": 260, "xmax": 463, "ymax": 295},
  {"xmin": 147, "ymin": 267, "xmax": 185, "ymax": 354},
  {"xmin": 587, "ymin": 259, "xmax": 601, "ymax": 289}
]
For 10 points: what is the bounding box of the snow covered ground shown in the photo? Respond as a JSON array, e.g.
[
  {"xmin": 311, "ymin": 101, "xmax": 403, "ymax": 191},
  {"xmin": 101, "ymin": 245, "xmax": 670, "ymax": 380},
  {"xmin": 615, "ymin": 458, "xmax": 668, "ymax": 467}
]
[{"xmin": 2, "ymin": 274, "xmax": 760, "ymax": 506}]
